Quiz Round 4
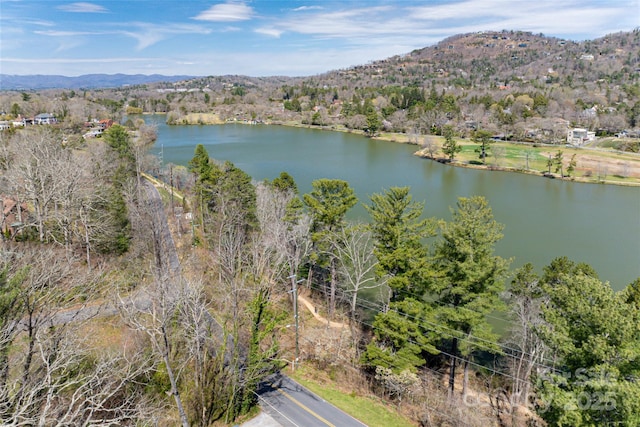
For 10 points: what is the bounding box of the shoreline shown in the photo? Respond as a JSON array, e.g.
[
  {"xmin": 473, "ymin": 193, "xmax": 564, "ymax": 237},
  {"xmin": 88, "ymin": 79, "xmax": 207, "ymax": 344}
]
[
  {"xmin": 412, "ymin": 153, "xmax": 640, "ymax": 187},
  {"xmin": 164, "ymin": 115, "xmax": 640, "ymax": 187}
]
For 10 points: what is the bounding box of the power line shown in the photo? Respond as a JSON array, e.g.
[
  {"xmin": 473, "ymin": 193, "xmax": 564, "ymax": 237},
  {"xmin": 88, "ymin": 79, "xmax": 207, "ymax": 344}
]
[
  {"xmin": 351, "ymin": 314, "xmax": 521, "ymax": 382},
  {"xmin": 357, "ymin": 296, "xmax": 561, "ymax": 375},
  {"xmin": 305, "ymin": 282, "xmax": 561, "ymax": 375}
]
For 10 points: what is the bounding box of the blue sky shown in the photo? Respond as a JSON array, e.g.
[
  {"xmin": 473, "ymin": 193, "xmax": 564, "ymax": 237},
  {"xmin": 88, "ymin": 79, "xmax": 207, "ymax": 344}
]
[{"xmin": 0, "ymin": 0, "xmax": 637, "ymax": 77}]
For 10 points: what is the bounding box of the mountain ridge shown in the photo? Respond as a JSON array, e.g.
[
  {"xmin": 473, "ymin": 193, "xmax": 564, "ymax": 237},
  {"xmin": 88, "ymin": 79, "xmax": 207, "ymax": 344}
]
[{"xmin": 2, "ymin": 29, "xmax": 637, "ymax": 91}]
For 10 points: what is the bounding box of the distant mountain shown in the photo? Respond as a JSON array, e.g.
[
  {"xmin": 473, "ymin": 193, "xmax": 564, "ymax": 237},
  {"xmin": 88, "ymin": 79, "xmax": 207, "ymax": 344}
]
[
  {"xmin": 313, "ymin": 30, "xmax": 639, "ymax": 90},
  {"xmin": 0, "ymin": 73, "xmax": 199, "ymax": 90}
]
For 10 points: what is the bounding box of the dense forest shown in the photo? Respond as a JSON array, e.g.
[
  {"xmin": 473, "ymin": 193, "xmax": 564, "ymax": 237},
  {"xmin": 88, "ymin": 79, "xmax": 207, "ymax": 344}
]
[{"xmin": 1, "ymin": 29, "xmax": 640, "ymax": 426}]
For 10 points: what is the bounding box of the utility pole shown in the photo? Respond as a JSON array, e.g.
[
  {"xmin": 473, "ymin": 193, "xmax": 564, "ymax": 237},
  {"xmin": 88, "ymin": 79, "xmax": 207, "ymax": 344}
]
[
  {"xmin": 293, "ymin": 278, "xmax": 299, "ymax": 370},
  {"xmin": 169, "ymin": 164, "xmax": 174, "ymax": 216},
  {"xmin": 288, "ymin": 275, "xmax": 304, "ymax": 370}
]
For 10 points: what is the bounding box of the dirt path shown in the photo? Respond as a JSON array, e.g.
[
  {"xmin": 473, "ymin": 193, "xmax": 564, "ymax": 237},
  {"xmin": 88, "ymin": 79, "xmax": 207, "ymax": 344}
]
[{"xmin": 297, "ymin": 293, "xmax": 345, "ymax": 329}]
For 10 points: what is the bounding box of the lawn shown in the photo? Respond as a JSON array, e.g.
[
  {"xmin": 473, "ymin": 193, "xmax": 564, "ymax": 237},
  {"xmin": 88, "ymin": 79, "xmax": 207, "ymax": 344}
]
[{"xmin": 408, "ymin": 137, "xmax": 640, "ymax": 186}]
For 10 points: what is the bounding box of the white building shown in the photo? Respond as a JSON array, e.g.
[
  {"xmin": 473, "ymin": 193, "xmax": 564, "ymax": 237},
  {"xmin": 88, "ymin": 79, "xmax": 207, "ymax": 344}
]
[
  {"xmin": 567, "ymin": 128, "xmax": 595, "ymax": 145},
  {"xmin": 34, "ymin": 113, "xmax": 57, "ymax": 124}
]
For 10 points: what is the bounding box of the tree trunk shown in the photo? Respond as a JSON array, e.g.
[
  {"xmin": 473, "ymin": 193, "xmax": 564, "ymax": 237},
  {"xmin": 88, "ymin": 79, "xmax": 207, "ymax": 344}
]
[
  {"xmin": 84, "ymin": 219, "xmax": 91, "ymax": 269},
  {"xmin": 448, "ymin": 337, "xmax": 458, "ymax": 400},
  {"xmin": 162, "ymin": 326, "xmax": 190, "ymax": 427},
  {"xmin": 462, "ymin": 358, "xmax": 469, "ymax": 398},
  {"xmin": 329, "ymin": 259, "xmax": 336, "ymax": 320},
  {"xmin": 351, "ymin": 289, "xmax": 358, "ymax": 320}
]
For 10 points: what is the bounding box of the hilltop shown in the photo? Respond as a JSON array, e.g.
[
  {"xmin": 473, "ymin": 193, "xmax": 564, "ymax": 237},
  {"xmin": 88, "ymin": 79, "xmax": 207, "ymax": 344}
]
[
  {"xmin": 322, "ymin": 29, "xmax": 638, "ymax": 88},
  {"xmin": 134, "ymin": 30, "xmax": 639, "ymax": 144}
]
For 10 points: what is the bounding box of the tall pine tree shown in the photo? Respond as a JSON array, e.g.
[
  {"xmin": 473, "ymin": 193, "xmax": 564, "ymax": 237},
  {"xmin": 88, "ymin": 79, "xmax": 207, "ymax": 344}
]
[
  {"xmin": 303, "ymin": 179, "xmax": 357, "ymax": 318},
  {"xmin": 432, "ymin": 196, "xmax": 509, "ymax": 397}
]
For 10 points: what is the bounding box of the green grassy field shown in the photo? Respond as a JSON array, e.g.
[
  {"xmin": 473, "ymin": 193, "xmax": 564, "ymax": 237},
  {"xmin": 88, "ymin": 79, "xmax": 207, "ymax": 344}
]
[{"xmin": 408, "ymin": 137, "xmax": 640, "ymax": 186}]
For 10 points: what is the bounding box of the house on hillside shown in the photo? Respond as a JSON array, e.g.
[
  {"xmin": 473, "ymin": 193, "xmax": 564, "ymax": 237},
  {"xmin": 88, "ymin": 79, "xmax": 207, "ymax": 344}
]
[
  {"xmin": 34, "ymin": 113, "xmax": 57, "ymax": 124},
  {"xmin": 12, "ymin": 117, "xmax": 25, "ymax": 127},
  {"xmin": 98, "ymin": 119, "xmax": 114, "ymax": 129},
  {"xmin": 1, "ymin": 196, "xmax": 28, "ymax": 239},
  {"xmin": 11, "ymin": 115, "xmax": 31, "ymax": 126},
  {"xmin": 83, "ymin": 129, "xmax": 103, "ymax": 139}
]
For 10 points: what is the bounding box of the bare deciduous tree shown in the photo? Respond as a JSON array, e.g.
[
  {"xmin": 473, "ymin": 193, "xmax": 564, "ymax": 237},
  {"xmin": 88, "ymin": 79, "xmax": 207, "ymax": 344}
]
[
  {"xmin": 503, "ymin": 263, "xmax": 547, "ymax": 411},
  {"xmin": 491, "ymin": 145, "xmax": 506, "ymax": 167},
  {"xmin": 255, "ymin": 182, "xmax": 311, "ymax": 290},
  {"xmin": 421, "ymin": 135, "xmax": 438, "ymax": 159},
  {"xmin": 2, "ymin": 328, "xmax": 154, "ymax": 426},
  {"xmin": 329, "ymin": 224, "xmax": 383, "ymax": 320},
  {"xmin": 7, "ymin": 128, "xmax": 68, "ymax": 243},
  {"xmin": 117, "ymin": 183, "xmax": 189, "ymax": 427},
  {"xmin": 117, "ymin": 270, "xmax": 190, "ymax": 426},
  {"xmin": 0, "ymin": 245, "xmax": 155, "ymax": 425}
]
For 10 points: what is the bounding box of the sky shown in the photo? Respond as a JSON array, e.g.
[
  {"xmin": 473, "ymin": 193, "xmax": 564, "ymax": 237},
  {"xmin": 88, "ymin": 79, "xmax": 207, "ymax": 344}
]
[{"xmin": 0, "ymin": 0, "xmax": 638, "ymax": 77}]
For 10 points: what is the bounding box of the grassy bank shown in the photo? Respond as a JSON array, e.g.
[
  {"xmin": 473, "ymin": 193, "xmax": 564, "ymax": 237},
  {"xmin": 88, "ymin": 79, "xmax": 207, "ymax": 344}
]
[
  {"xmin": 409, "ymin": 136, "xmax": 640, "ymax": 186},
  {"xmin": 290, "ymin": 365, "xmax": 416, "ymax": 427}
]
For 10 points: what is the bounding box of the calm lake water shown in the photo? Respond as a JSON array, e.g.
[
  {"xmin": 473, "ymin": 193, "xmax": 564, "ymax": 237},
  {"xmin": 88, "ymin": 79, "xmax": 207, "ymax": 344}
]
[{"xmin": 146, "ymin": 115, "xmax": 640, "ymax": 291}]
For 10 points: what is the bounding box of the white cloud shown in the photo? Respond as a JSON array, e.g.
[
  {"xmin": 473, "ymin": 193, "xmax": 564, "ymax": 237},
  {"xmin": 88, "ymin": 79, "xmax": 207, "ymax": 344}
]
[
  {"xmin": 407, "ymin": 0, "xmax": 634, "ymax": 39},
  {"xmin": 34, "ymin": 30, "xmax": 105, "ymax": 36},
  {"xmin": 255, "ymin": 27, "xmax": 283, "ymax": 38},
  {"xmin": 193, "ymin": 2, "xmax": 254, "ymax": 22},
  {"xmin": 183, "ymin": 45, "xmax": 405, "ymax": 76},
  {"xmin": 220, "ymin": 26, "xmax": 242, "ymax": 32},
  {"xmin": 2, "ymin": 0, "xmax": 637, "ymax": 77},
  {"xmin": 125, "ymin": 24, "xmax": 211, "ymax": 50},
  {"xmin": 274, "ymin": 5, "xmax": 396, "ymax": 38},
  {"xmin": 0, "ymin": 56, "xmax": 171, "ymax": 76},
  {"xmin": 20, "ymin": 19, "xmax": 56, "ymax": 27},
  {"xmin": 256, "ymin": 0, "xmax": 633, "ymax": 54},
  {"xmin": 292, "ymin": 6, "xmax": 323, "ymax": 12},
  {"xmin": 57, "ymin": 2, "xmax": 108, "ymax": 13},
  {"xmin": 35, "ymin": 22, "xmax": 212, "ymax": 51}
]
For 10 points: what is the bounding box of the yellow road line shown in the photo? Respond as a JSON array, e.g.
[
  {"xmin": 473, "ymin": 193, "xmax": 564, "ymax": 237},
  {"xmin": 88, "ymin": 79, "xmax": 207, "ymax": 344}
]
[{"xmin": 276, "ymin": 387, "xmax": 335, "ymax": 427}]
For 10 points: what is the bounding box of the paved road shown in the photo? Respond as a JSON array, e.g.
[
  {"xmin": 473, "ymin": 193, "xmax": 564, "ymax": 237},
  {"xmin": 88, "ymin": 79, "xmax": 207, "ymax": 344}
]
[
  {"xmin": 255, "ymin": 374, "xmax": 368, "ymax": 427},
  {"xmin": 142, "ymin": 180, "xmax": 181, "ymax": 276}
]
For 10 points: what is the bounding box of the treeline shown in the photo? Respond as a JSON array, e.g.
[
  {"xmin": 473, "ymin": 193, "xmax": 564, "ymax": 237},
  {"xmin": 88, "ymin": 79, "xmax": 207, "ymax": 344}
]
[{"xmin": 1, "ymin": 132, "xmax": 639, "ymax": 425}]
